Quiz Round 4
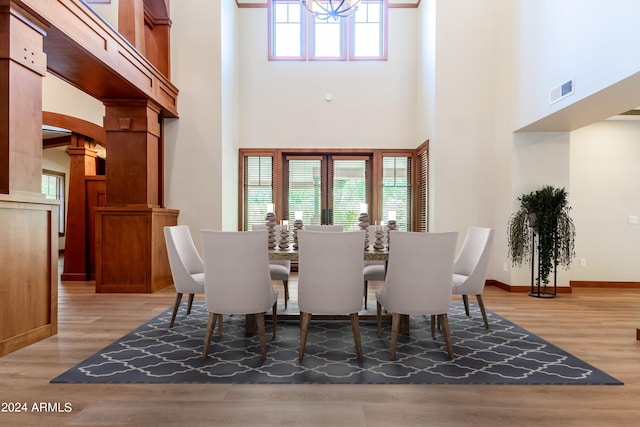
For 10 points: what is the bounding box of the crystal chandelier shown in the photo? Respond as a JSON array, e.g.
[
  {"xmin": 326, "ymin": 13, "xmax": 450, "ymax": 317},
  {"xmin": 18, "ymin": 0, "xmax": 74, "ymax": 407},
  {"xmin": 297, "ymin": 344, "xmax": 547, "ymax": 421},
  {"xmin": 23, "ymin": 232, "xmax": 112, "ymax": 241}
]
[{"xmin": 300, "ymin": 0, "xmax": 362, "ymax": 21}]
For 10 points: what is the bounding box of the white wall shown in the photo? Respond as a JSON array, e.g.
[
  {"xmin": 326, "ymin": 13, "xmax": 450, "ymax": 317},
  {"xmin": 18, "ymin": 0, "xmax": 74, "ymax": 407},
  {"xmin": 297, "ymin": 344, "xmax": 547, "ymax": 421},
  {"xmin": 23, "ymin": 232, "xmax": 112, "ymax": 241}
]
[
  {"xmin": 166, "ymin": 0, "xmax": 226, "ymax": 235},
  {"xmin": 42, "ymin": 74, "xmax": 104, "ymax": 126},
  {"xmin": 237, "ymin": 8, "xmax": 418, "ymax": 149},
  {"xmin": 570, "ymin": 120, "xmax": 640, "ymax": 282},
  {"xmin": 517, "ymin": 0, "xmax": 640, "ymax": 129}
]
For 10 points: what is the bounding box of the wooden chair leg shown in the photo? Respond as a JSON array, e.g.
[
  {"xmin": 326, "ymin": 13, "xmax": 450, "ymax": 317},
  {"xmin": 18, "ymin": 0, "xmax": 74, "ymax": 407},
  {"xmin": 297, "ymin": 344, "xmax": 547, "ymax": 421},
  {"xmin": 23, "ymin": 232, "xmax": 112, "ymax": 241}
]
[
  {"xmin": 217, "ymin": 314, "xmax": 223, "ymax": 336},
  {"xmin": 283, "ymin": 280, "xmax": 289, "ymax": 309},
  {"xmin": 299, "ymin": 312, "xmax": 312, "ymax": 360},
  {"xmin": 430, "ymin": 314, "xmax": 436, "ymax": 338},
  {"xmin": 202, "ymin": 312, "xmax": 217, "ymax": 359},
  {"xmin": 170, "ymin": 293, "xmax": 183, "ymax": 328},
  {"xmin": 376, "ymin": 301, "xmax": 383, "ymax": 337},
  {"xmin": 462, "ymin": 294, "xmax": 470, "ymax": 316},
  {"xmin": 256, "ymin": 312, "xmax": 267, "ymax": 359},
  {"xmin": 476, "ymin": 294, "xmax": 489, "ymax": 329},
  {"xmin": 272, "ymin": 302, "xmax": 278, "ymax": 339},
  {"xmin": 187, "ymin": 293, "xmax": 195, "ymax": 315},
  {"xmin": 363, "ymin": 281, "xmax": 368, "ymax": 309},
  {"xmin": 439, "ymin": 313, "xmax": 454, "ymax": 360},
  {"xmin": 350, "ymin": 313, "xmax": 363, "ymax": 359},
  {"xmin": 390, "ymin": 313, "xmax": 400, "ymax": 361}
]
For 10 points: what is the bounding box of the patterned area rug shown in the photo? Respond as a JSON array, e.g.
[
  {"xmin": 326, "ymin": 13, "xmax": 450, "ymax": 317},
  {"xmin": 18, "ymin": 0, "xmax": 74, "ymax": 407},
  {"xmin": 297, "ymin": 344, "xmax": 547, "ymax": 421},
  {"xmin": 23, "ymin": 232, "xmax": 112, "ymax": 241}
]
[{"xmin": 51, "ymin": 301, "xmax": 622, "ymax": 385}]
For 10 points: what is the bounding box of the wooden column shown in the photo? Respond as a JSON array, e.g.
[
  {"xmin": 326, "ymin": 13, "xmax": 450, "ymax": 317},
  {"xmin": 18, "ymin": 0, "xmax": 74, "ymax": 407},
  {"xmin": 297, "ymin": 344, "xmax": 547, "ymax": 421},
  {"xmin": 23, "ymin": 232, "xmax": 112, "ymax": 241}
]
[
  {"xmin": 61, "ymin": 135, "xmax": 98, "ymax": 281},
  {"xmin": 0, "ymin": 2, "xmax": 58, "ymax": 356},
  {"xmin": 95, "ymin": 99, "xmax": 177, "ymax": 293}
]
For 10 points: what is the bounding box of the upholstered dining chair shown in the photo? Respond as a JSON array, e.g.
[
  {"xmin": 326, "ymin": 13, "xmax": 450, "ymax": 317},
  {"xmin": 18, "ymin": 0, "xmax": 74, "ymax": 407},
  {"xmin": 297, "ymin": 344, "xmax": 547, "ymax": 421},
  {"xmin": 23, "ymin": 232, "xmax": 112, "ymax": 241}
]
[
  {"xmin": 303, "ymin": 224, "xmax": 344, "ymax": 232},
  {"xmin": 452, "ymin": 227, "xmax": 495, "ymax": 329},
  {"xmin": 252, "ymin": 223, "xmax": 291, "ymax": 309},
  {"xmin": 376, "ymin": 231, "xmax": 458, "ymax": 360},
  {"xmin": 163, "ymin": 225, "xmax": 205, "ymax": 328},
  {"xmin": 199, "ymin": 230, "xmax": 278, "ymax": 359},
  {"xmin": 362, "ymin": 224, "xmax": 388, "ymax": 309},
  {"xmin": 297, "ymin": 230, "xmax": 365, "ymax": 360}
]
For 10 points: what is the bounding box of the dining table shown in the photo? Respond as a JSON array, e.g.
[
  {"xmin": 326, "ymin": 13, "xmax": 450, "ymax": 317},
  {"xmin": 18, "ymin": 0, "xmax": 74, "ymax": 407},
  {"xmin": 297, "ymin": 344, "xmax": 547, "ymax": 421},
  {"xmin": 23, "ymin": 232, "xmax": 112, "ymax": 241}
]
[{"xmin": 243, "ymin": 246, "xmax": 411, "ymax": 335}]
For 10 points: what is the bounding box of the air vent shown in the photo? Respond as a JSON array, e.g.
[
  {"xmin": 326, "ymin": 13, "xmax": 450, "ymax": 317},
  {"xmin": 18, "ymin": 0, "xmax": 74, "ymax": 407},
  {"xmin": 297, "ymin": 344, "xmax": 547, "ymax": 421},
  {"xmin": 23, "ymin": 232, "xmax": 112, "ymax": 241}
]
[{"xmin": 549, "ymin": 78, "xmax": 574, "ymax": 105}]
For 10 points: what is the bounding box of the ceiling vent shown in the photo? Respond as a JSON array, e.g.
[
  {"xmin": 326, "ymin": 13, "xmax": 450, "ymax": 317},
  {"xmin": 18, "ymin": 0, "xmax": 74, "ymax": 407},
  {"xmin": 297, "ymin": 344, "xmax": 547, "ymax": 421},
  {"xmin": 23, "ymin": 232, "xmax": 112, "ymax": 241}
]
[{"xmin": 549, "ymin": 78, "xmax": 574, "ymax": 105}]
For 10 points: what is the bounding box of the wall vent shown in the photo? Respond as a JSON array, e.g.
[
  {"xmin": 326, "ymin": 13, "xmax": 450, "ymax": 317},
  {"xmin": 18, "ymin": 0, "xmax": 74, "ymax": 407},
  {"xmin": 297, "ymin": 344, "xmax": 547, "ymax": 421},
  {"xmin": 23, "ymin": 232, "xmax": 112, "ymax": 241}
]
[{"xmin": 549, "ymin": 78, "xmax": 574, "ymax": 105}]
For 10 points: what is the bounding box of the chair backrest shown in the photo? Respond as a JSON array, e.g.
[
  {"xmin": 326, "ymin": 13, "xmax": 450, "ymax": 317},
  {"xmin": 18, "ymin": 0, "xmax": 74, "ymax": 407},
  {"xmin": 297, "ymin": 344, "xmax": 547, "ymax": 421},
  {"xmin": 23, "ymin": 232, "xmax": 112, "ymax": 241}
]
[
  {"xmin": 453, "ymin": 227, "xmax": 494, "ymax": 291},
  {"xmin": 304, "ymin": 224, "xmax": 344, "ymax": 232},
  {"xmin": 199, "ymin": 230, "xmax": 274, "ymax": 315},
  {"xmin": 164, "ymin": 225, "xmax": 203, "ymax": 290},
  {"xmin": 379, "ymin": 231, "xmax": 458, "ymax": 315},
  {"xmin": 297, "ymin": 230, "xmax": 365, "ymax": 315}
]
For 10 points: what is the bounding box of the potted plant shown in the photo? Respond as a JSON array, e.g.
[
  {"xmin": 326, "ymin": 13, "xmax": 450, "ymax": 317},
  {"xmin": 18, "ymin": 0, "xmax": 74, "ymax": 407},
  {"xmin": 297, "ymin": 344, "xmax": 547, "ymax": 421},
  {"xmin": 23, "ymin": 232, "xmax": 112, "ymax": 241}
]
[{"xmin": 508, "ymin": 185, "xmax": 576, "ymax": 294}]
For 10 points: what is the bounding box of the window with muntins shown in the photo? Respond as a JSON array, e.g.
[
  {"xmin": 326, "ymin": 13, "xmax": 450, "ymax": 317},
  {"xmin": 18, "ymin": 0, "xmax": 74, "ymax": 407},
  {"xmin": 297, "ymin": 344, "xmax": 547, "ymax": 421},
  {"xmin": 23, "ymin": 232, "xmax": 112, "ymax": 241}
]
[
  {"xmin": 269, "ymin": 0, "xmax": 387, "ymax": 61},
  {"xmin": 42, "ymin": 169, "xmax": 65, "ymax": 236}
]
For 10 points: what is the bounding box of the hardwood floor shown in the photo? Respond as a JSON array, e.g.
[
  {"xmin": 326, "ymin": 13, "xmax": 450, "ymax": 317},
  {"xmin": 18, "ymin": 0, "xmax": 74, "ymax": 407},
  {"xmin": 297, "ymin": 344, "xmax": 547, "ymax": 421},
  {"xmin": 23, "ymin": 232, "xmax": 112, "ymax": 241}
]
[{"xmin": 1, "ymin": 263, "xmax": 639, "ymax": 426}]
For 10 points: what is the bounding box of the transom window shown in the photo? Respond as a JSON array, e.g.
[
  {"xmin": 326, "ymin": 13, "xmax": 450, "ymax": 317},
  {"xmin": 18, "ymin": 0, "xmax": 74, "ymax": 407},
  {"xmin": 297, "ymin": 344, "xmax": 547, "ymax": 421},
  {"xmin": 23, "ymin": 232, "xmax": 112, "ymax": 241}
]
[{"xmin": 269, "ymin": 0, "xmax": 387, "ymax": 60}]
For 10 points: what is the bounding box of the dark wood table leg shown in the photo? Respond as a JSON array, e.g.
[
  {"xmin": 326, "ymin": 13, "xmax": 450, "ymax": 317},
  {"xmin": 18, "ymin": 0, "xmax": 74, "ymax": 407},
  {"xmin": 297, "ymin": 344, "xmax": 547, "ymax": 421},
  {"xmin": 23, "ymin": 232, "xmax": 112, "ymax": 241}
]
[{"xmin": 245, "ymin": 314, "xmax": 257, "ymax": 335}]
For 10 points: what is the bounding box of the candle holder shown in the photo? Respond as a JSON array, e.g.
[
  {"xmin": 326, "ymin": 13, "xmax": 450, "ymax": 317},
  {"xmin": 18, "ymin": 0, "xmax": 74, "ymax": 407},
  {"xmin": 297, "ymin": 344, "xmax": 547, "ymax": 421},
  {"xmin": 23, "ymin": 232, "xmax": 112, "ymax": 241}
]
[
  {"xmin": 373, "ymin": 226, "xmax": 385, "ymax": 251},
  {"xmin": 293, "ymin": 219, "xmax": 303, "ymax": 250},
  {"xmin": 278, "ymin": 227, "xmax": 290, "ymax": 250},
  {"xmin": 358, "ymin": 212, "xmax": 370, "ymax": 249},
  {"xmin": 265, "ymin": 212, "xmax": 277, "ymax": 250},
  {"xmin": 386, "ymin": 220, "xmax": 397, "ymax": 249}
]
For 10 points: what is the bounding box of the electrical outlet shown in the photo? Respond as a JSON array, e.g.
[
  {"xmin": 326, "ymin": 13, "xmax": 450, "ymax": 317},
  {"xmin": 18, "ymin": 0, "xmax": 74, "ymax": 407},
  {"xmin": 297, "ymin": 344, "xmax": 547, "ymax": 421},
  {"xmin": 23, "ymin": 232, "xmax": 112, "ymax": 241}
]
[
  {"xmin": 629, "ymin": 215, "xmax": 638, "ymax": 225},
  {"xmin": 580, "ymin": 258, "xmax": 586, "ymax": 267},
  {"xmin": 503, "ymin": 262, "xmax": 508, "ymax": 272}
]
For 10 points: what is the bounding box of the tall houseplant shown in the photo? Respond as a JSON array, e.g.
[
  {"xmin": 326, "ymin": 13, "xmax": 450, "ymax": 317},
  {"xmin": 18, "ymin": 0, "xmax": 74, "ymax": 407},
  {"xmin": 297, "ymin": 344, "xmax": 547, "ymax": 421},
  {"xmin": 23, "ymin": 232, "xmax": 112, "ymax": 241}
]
[{"xmin": 508, "ymin": 185, "xmax": 576, "ymax": 292}]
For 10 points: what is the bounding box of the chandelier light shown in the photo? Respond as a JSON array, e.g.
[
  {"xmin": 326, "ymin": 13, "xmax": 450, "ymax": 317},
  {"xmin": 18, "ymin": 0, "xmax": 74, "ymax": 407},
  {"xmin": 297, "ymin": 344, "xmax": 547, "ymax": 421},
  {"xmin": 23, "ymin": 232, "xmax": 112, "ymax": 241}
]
[{"xmin": 300, "ymin": 0, "xmax": 362, "ymax": 21}]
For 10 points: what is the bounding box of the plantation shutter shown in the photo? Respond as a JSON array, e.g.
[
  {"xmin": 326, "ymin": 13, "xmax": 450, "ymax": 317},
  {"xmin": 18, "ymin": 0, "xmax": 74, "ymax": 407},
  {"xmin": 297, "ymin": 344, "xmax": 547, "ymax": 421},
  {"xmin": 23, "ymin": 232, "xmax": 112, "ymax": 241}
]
[
  {"xmin": 416, "ymin": 146, "xmax": 428, "ymax": 232},
  {"xmin": 381, "ymin": 156, "xmax": 411, "ymax": 231},
  {"xmin": 243, "ymin": 155, "xmax": 274, "ymax": 230}
]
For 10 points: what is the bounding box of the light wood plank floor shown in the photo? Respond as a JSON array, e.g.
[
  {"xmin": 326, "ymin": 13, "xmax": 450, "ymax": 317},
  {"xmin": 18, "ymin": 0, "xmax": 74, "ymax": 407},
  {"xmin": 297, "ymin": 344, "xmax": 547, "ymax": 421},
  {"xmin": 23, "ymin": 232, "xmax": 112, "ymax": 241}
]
[{"xmin": 1, "ymin": 264, "xmax": 639, "ymax": 426}]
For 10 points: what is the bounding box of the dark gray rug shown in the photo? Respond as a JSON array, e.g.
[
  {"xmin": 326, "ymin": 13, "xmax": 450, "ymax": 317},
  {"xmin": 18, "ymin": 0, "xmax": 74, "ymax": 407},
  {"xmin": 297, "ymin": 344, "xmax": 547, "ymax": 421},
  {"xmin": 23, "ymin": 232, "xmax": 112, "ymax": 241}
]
[{"xmin": 51, "ymin": 301, "xmax": 622, "ymax": 385}]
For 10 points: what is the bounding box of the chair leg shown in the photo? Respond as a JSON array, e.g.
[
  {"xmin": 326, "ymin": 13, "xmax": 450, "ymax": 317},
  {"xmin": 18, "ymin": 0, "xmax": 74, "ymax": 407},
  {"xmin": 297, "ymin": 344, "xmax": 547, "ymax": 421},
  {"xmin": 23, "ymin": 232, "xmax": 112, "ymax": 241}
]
[
  {"xmin": 217, "ymin": 314, "xmax": 223, "ymax": 336},
  {"xmin": 170, "ymin": 293, "xmax": 183, "ymax": 328},
  {"xmin": 202, "ymin": 312, "xmax": 217, "ymax": 359},
  {"xmin": 299, "ymin": 312, "xmax": 312, "ymax": 360},
  {"xmin": 283, "ymin": 280, "xmax": 289, "ymax": 309},
  {"xmin": 462, "ymin": 294, "xmax": 470, "ymax": 316},
  {"xmin": 430, "ymin": 314, "xmax": 436, "ymax": 338},
  {"xmin": 256, "ymin": 312, "xmax": 267, "ymax": 359},
  {"xmin": 350, "ymin": 313, "xmax": 363, "ymax": 360},
  {"xmin": 187, "ymin": 293, "xmax": 195, "ymax": 315},
  {"xmin": 376, "ymin": 301, "xmax": 383, "ymax": 337},
  {"xmin": 363, "ymin": 281, "xmax": 368, "ymax": 309},
  {"xmin": 439, "ymin": 313, "xmax": 454, "ymax": 360},
  {"xmin": 476, "ymin": 294, "xmax": 489, "ymax": 329},
  {"xmin": 272, "ymin": 302, "xmax": 278, "ymax": 339},
  {"xmin": 390, "ymin": 313, "xmax": 401, "ymax": 361}
]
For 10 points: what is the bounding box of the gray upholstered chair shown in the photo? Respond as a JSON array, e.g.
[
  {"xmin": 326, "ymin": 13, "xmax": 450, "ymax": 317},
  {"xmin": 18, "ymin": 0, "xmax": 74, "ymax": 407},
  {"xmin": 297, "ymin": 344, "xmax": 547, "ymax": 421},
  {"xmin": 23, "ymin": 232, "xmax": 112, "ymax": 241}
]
[
  {"xmin": 297, "ymin": 230, "xmax": 365, "ymax": 360},
  {"xmin": 452, "ymin": 227, "xmax": 495, "ymax": 329},
  {"xmin": 163, "ymin": 225, "xmax": 205, "ymax": 328},
  {"xmin": 200, "ymin": 230, "xmax": 278, "ymax": 359},
  {"xmin": 376, "ymin": 231, "xmax": 458, "ymax": 360},
  {"xmin": 362, "ymin": 224, "xmax": 388, "ymax": 309},
  {"xmin": 252, "ymin": 223, "xmax": 292, "ymax": 308}
]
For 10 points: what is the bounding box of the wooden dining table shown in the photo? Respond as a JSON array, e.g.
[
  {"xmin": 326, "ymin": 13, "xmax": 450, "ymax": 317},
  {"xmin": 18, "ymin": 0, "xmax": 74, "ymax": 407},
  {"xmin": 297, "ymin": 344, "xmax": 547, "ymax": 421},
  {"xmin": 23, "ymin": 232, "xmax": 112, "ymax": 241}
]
[{"xmin": 244, "ymin": 246, "xmax": 411, "ymax": 335}]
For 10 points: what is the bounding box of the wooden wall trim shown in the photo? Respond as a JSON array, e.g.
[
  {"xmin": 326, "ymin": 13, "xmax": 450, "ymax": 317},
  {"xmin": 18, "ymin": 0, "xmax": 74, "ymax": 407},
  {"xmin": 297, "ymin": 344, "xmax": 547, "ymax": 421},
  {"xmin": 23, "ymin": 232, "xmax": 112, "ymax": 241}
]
[
  {"xmin": 43, "ymin": 111, "xmax": 106, "ymax": 144},
  {"xmin": 487, "ymin": 280, "xmax": 573, "ymax": 293},
  {"xmin": 571, "ymin": 281, "xmax": 640, "ymax": 288},
  {"xmin": 235, "ymin": 1, "xmax": 420, "ymax": 8}
]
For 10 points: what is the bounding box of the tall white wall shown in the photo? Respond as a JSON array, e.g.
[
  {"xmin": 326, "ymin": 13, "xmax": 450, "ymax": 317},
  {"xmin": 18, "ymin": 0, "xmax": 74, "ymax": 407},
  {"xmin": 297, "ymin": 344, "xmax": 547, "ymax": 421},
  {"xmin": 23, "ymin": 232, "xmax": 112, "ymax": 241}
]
[
  {"xmin": 428, "ymin": 0, "xmax": 498, "ymax": 237},
  {"xmin": 237, "ymin": 8, "xmax": 418, "ymax": 149},
  {"xmin": 166, "ymin": 0, "xmax": 227, "ymax": 234}
]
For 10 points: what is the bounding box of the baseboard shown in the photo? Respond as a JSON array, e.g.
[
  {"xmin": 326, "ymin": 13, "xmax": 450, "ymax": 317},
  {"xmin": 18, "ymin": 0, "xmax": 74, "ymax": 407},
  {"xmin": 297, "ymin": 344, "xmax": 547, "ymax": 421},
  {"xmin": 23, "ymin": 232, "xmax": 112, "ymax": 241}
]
[
  {"xmin": 570, "ymin": 281, "xmax": 640, "ymax": 288},
  {"xmin": 486, "ymin": 280, "xmax": 572, "ymax": 293}
]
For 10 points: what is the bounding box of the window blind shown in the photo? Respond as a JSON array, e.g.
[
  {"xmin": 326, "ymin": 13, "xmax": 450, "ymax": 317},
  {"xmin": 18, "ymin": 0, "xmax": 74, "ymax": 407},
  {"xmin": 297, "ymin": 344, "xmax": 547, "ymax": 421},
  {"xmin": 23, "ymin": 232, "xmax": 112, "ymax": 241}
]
[
  {"xmin": 416, "ymin": 148, "xmax": 428, "ymax": 232},
  {"xmin": 381, "ymin": 156, "xmax": 411, "ymax": 231},
  {"xmin": 331, "ymin": 159, "xmax": 367, "ymax": 231},
  {"xmin": 243, "ymin": 156, "xmax": 273, "ymax": 230},
  {"xmin": 286, "ymin": 158, "xmax": 323, "ymax": 225}
]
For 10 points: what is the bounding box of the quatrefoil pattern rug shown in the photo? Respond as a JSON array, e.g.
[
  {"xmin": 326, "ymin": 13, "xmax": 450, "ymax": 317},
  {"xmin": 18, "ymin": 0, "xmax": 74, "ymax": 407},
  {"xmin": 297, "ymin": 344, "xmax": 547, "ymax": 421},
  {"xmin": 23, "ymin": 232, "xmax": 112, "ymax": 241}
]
[{"xmin": 51, "ymin": 301, "xmax": 622, "ymax": 385}]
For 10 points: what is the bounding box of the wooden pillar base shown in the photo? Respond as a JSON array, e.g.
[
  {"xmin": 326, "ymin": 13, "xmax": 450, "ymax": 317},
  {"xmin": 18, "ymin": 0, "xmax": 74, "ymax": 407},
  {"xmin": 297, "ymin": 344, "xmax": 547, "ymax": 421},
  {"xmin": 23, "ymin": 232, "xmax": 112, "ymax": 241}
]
[{"xmin": 95, "ymin": 206, "xmax": 179, "ymax": 293}]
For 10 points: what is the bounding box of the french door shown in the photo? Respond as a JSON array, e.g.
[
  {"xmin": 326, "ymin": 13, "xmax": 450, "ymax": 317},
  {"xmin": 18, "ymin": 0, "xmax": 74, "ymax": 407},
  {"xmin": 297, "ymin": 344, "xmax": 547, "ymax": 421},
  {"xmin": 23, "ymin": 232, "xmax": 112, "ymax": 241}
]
[{"xmin": 284, "ymin": 154, "xmax": 372, "ymax": 231}]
